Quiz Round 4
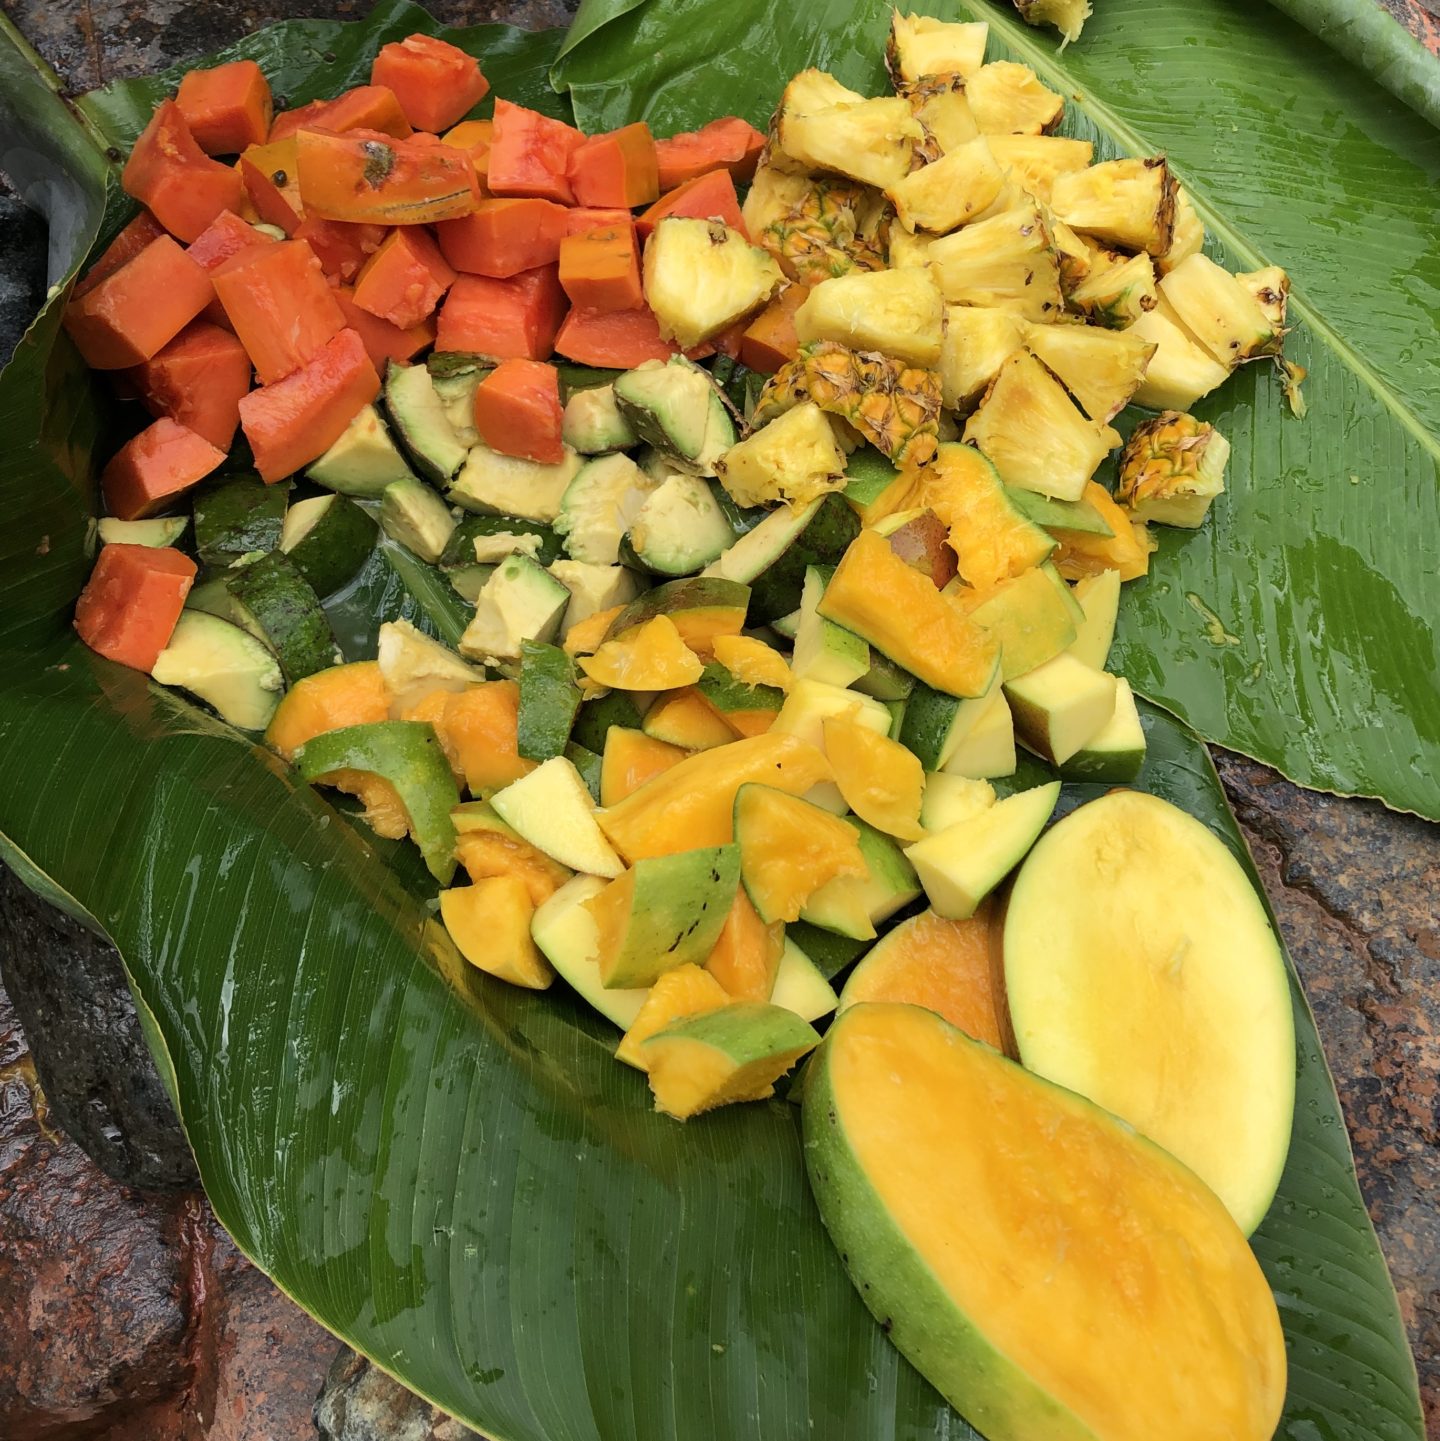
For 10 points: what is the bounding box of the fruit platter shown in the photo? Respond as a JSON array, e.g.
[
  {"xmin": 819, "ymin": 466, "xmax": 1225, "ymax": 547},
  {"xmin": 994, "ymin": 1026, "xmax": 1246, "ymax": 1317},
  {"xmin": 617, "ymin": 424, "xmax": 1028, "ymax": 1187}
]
[{"xmin": 0, "ymin": 0, "xmax": 1434, "ymax": 1436}]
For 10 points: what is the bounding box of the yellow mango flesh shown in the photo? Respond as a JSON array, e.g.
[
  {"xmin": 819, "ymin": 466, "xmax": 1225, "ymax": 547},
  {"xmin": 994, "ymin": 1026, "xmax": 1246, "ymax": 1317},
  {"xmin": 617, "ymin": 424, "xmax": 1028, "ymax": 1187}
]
[
  {"xmin": 809, "ymin": 1003, "xmax": 1286, "ymax": 1441},
  {"xmin": 823, "ymin": 713, "xmax": 926, "ymax": 840},
  {"xmin": 1053, "ymin": 482, "xmax": 1154, "ymax": 582},
  {"xmin": 704, "ymin": 890, "xmax": 785, "ymax": 1002},
  {"xmin": 435, "ymin": 682, "xmax": 536, "ymax": 797},
  {"xmin": 711, "ymin": 634, "xmax": 793, "ymax": 692},
  {"xmin": 454, "ymin": 830, "xmax": 570, "ymax": 907},
  {"xmin": 600, "ymin": 727, "xmax": 688, "ymax": 807},
  {"xmin": 439, "ymin": 876, "xmax": 552, "ymax": 990},
  {"xmin": 839, "ymin": 907, "xmax": 1007, "ymax": 1051},
  {"xmin": 735, "ymin": 785, "xmax": 867, "ymax": 923},
  {"xmin": 642, "ymin": 689, "xmax": 738, "ymax": 750},
  {"xmin": 581, "ymin": 615, "xmax": 705, "ymax": 690},
  {"xmin": 598, "ymin": 733, "xmax": 833, "ymax": 861},
  {"xmin": 615, "ymin": 963, "xmax": 730, "ymax": 1070}
]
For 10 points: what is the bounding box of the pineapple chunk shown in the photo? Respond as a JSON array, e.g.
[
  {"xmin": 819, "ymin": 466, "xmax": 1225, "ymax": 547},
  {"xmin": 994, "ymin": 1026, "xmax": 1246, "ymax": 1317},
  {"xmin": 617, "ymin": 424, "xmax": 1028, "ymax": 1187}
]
[
  {"xmin": 1158, "ymin": 253, "xmax": 1276, "ymax": 366},
  {"xmin": 926, "ymin": 203, "xmax": 1064, "ymax": 321},
  {"xmin": 778, "ymin": 96, "xmax": 924, "ymax": 191},
  {"xmin": 1014, "ymin": 0, "xmax": 1093, "ymax": 43},
  {"xmin": 757, "ymin": 176, "xmax": 881, "ymax": 287},
  {"xmin": 965, "ymin": 61, "xmax": 1064, "ymax": 136},
  {"xmin": 1157, "ymin": 186, "xmax": 1205, "ymax": 274},
  {"xmin": 1067, "ymin": 249, "xmax": 1157, "ymax": 328},
  {"xmin": 777, "ymin": 68, "xmax": 865, "ymax": 119},
  {"xmin": 984, "ymin": 135, "xmax": 1093, "ymax": 202},
  {"xmin": 717, "ymin": 402, "xmax": 847, "ymax": 510},
  {"xmin": 794, "ymin": 267, "xmax": 945, "ymax": 367},
  {"xmin": 887, "ymin": 227, "xmax": 935, "ymax": 270},
  {"xmin": 886, "ymin": 13, "xmax": 989, "ymax": 83},
  {"xmin": 742, "ymin": 154, "xmax": 817, "ymax": 237},
  {"xmin": 1020, "ymin": 321, "xmax": 1156, "ymax": 423},
  {"xmin": 1236, "ymin": 265, "xmax": 1290, "ymax": 335},
  {"xmin": 886, "ymin": 137, "xmax": 1005, "ymax": 234},
  {"xmin": 643, "ymin": 217, "xmax": 783, "ymax": 349},
  {"xmin": 1049, "ymin": 214, "xmax": 1094, "ymax": 291},
  {"xmin": 1116, "ymin": 411, "xmax": 1230, "ymax": 528},
  {"xmin": 1051, "ymin": 157, "xmax": 1177, "ymax": 257},
  {"xmin": 801, "ymin": 342, "xmax": 943, "ymax": 467},
  {"xmin": 1128, "ymin": 306, "xmax": 1231, "ymax": 411},
  {"xmin": 897, "ymin": 73, "xmax": 980, "ymax": 153},
  {"xmin": 963, "ymin": 350, "xmax": 1116, "ymax": 501},
  {"xmin": 938, "ymin": 306, "xmax": 1025, "ymax": 410}
]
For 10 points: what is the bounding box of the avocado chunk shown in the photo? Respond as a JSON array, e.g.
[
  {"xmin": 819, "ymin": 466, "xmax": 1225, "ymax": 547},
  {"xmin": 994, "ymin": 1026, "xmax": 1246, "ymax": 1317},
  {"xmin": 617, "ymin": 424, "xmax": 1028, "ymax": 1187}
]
[
  {"xmin": 613, "ymin": 357, "xmax": 735, "ymax": 477},
  {"xmin": 97, "ymin": 515, "xmax": 188, "ymax": 548},
  {"xmin": 380, "ymin": 476, "xmax": 457, "ymax": 565},
  {"xmin": 376, "ymin": 618, "xmax": 483, "ymax": 710},
  {"xmin": 279, "ymin": 493, "xmax": 376, "ymax": 597},
  {"xmin": 193, "ymin": 475, "xmax": 289, "ymax": 568},
  {"xmin": 562, "ymin": 384, "xmax": 639, "ymax": 454},
  {"xmin": 440, "ymin": 514, "xmax": 562, "ymax": 571},
  {"xmin": 225, "ymin": 550, "xmax": 341, "ymax": 684},
  {"xmin": 306, "ymin": 404, "xmax": 416, "ymax": 497},
  {"xmin": 150, "ymin": 610, "xmax": 284, "ymax": 731},
  {"xmin": 623, "ymin": 474, "xmax": 735, "ymax": 576},
  {"xmin": 384, "ymin": 361, "xmax": 469, "ymax": 484},
  {"xmin": 555, "ymin": 453, "xmax": 659, "ymax": 565},
  {"xmin": 459, "ymin": 553, "xmax": 571, "ymax": 664},
  {"xmin": 449, "ymin": 445, "xmax": 584, "ymax": 524},
  {"xmin": 586, "ymin": 844, "xmax": 742, "ymax": 989},
  {"xmin": 431, "ymin": 368, "xmax": 486, "ymax": 448},
  {"xmin": 548, "ymin": 559, "xmax": 643, "ymax": 635}
]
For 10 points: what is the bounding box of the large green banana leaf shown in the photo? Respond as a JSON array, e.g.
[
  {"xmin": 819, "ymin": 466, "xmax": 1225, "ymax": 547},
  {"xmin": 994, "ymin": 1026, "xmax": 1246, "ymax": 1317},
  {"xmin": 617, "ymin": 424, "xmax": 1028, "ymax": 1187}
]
[
  {"xmin": 0, "ymin": 0, "xmax": 1425, "ymax": 1436},
  {"xmin": 553, "ymin": 0, "xmax": 1440, "ymax": 823}
]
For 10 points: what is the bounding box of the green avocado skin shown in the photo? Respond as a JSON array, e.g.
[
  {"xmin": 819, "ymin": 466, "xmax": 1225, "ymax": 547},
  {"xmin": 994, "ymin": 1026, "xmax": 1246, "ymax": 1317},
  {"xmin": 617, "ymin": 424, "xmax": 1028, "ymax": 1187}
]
[{"xmin": 800, "ymin": 1013, "xmax": 1097, "ymax": 1441}]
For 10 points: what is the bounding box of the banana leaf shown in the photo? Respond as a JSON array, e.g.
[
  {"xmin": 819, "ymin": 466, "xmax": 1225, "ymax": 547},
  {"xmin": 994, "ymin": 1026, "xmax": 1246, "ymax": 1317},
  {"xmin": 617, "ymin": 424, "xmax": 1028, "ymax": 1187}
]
[
  {"xmin": 0, "ymin": 1, "xmax": 1425, "ymax": 1436},
  {"xmin": 553, "ymin": 0, "xmax": 1440, "ymax": 823}
]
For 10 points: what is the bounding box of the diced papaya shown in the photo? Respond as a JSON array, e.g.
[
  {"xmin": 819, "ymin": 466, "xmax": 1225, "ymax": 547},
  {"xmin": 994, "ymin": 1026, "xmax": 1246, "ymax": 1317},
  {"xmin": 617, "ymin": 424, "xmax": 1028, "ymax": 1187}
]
[
  {"xmin": 486, "ymin": 100, "xmax": 585, "ymax": 205},
  {"xmin": 654, "ymin": 116, "xmax": 765, "ymax": 191},
  {"xmin": 371, "ymin": 33, "xmax": 489, "ymax": 134},
  {"xmin": 558, "ymin": 225, "xmax": 642, "ymax": 313},
  {"xmin": 74, "ymin": 212, "xmax": 167, "ymax": 298},
  {"xmin": 122, "ymin": 101, "xmax": 246, "ymax": 243},
  {"xmin": 553, "ymin": 304, "xmax": 680, "ymax": 368},
  {"xmin": 63, "ymin": 234, "xmax": 214, "ymax": 370},
  {"xmin": 293, "ymin": 217, "xmax": 387, "ymax": 284},
  {"xmin": 351, "ymin": 226, "xmax": 456, "ymax": 329},
  {"xmin": 238, "ymin": 137, "xmax": 303, "ymax": 234},
  {"xmin": 740, "ymin": 284, "xmax": 807, "ymax": 373},
  {"xmin": 637, "ymin": 169, "xmax": 744, "ymax": 239},
  {"xmin": 564, "ymin": 206, "xmax": 631, "ymax": 236},
  {"xmin": 433, "ymin": 197, "xmax": 571, "ymax": 278},
  {"xmin": 131, "ymin": 322, "xmax": 252, "ymax": 449},
  {"xmin": 334, "ymin": 286, "xmax": 435, "ymax": 366},
  {"xmin": 434, "ymin": 267, "xmax": 567, "ymax": 360},
  {"xmin": 237, "ymin": 327, "xmax": 381, "ymax": 482},
  {"xmin": 471, "ymin": 359, "xmax": 563, "ymax": 464},
  {"xmin": 74, "ymin": 543, "xmax": 197, "ymax": 672},
  {"xmin": 295, "ymin": 127, "xmax": 481, "ymax": 224},
  {"xmin": 568, "ymin": 122, "xmax": 660, "ymax": 209},
  {"xmin": 186, "ymin": 209, "xmax": 276, "ymax": 327},
  {"xmin": 211, "ymin": 239, "xmax": 345, "ymax": 384},
  {"xmin": 175, "ymin": 60, "xmax": 273, "ymax": 155},
  {"xmin": 101, "ymin": 418, "xmax": 227, "ymax": 521},
  {"xmin": 442, "ymin": 119, "xmax": 494, "ymax": 182},
  {"xmin": 270, "ymin": 86, "xmax": 412, "ymax": 144}
]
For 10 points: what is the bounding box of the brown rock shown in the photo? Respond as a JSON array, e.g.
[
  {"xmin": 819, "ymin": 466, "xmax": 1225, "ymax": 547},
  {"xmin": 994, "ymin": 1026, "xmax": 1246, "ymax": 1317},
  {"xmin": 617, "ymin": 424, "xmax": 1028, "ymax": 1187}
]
[{"xmin": 314, "ymin": 1350, "xmax": 482, "ymax": 1441}]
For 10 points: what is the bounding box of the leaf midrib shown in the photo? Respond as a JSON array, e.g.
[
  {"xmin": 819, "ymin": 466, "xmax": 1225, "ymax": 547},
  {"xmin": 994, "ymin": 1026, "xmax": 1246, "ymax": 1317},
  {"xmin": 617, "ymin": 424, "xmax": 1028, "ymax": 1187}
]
[{"xmin": 967, "ymin": 2, "xmax": 1440, "ymax": 465}]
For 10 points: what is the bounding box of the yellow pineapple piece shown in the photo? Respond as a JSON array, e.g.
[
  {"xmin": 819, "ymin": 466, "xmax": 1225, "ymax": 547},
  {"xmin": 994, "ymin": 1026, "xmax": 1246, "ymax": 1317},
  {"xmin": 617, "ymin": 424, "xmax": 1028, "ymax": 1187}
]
[
  {"xmin": 1021, "ymin": 320, "xmax": 1156, "ymax": 423},
  {"xmin": 716, "ymin": 402, "xmax": 848, "ymax": 510},
  {"xmin": 643, "ymin": 217, "xmax": 783, "ymax": 348},
  {"xmin": 1116, "ymin": 411, "xmax": 1230, "ymax": 528},
  {"xmin": 1051, "ymin": 156, "xmax": 1178, "ymax": 257},
  {"xmin": 794, "ymin": 266, "xmax": 945, "ymax": 366},
  {"xmin": 778, "ymin": 96, "xmax": 924, "ymax": 192},
  {"xmin": 939, "ymin": 306, "xmax": 1025, "ymax": 411},
  {"xmin": 896, "ymin": 73, "xmax": 979, "ymax": 154},
  {"xmin": 984, "ymin": 134, "xmax": 1093, "ymax": 202},
  {"xmin": 965, "ymin": 61, "xmax": 1064, "ymax": 135},
  {"xmin": 800, "ymin": 341, "xmax": 943, "ymax": 466},
  {"xmin": 1066, "ymin": 247, "xmax": 1157, "ymax": 328},
  {"xmin": 886, "ymin": 12, "xmax": 989, "ymax": 83},
  {"xmin": 926, "ymin": 203, "xmax": 1064, "ymax": 320},
  {"xmin": 887, "ymin": 136, "xmax": 1006, "ymax": 234},
  {"xmin": 1157, "ymin": 186, "xmax": 1205, "ymax": 274}
]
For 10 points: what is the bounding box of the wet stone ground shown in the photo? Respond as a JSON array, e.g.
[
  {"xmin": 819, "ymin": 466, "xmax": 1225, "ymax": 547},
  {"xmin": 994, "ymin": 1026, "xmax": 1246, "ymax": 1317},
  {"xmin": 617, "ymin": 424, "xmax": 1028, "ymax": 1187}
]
[{"xmin": 0, "ymin": 0, "xmax": 1437, "ymax": 1436}]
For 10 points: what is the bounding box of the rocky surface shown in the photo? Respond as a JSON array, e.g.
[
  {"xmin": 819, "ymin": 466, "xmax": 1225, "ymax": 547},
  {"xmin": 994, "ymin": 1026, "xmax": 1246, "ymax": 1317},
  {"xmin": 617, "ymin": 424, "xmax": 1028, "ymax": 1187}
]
[{"xmin": 0, "ymin": 0, "xmax": 1436, "ymax": 1437}]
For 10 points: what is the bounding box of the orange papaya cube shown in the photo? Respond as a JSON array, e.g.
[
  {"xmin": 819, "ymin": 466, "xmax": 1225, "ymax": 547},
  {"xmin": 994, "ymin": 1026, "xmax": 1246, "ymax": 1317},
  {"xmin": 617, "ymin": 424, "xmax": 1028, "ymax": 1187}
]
[
  {"xmin": 211, "ymin": 239, "xmax": 345, "ymax": 384},
  {"xmin": 186, "ymin": 208, "xmax": 276, "ymax": 327},
  {"xmin": 553, "ymin": 304, "xmax": 679, "ymax": 368},
  {"xmin": 433, "ymin": 197, "xmax": 571, "ymax": 279},
  {"xmin": 435, "ymin": 267, "xmax": 567, "ymax": 360},
  {"xmin": 486, "ymin": 100, "xmax": 585, "ymax": 205},
  {"xmin": 238, "ymin": 327, "xmax": 381, "ymax": 482},
  {"xmin": 74, "ymin": 543, "xmax": 198, "ymax": 672},
  {"xmin": 371, "ymin": 33, "xmax": 489, "ymax": 134},
  {"xmin": 740, "ymin": 284, "xmax": 807, "ymax": 373},
  {"xmin": 122, "ymin": 101, "xmax": 246, "ymax": 243},
  {"xmin": 351, "ymin": 226, "xmax": 455, "ymax": 329},
  {"xmin": 558, "ymin": 225, "xmax": 642, "ymax": 313},
  {"xmin": 63, "ymin": 234, "xmax": 214, "ymax": 370},
  {"xmin": 636, "ymin": 169, "xmax": 744, "ymax": 240},
  {"xmin": 295, "ymin": 127, "xmax": 481, "ymax": 225},
  {"xmin": 568, "ymin": 122, "xmax": 660, "ymax": 209},
  {"xmin": 238, "ymin": 136, "xmax": 302, "ymax": 233},
  {"xmin": 293, "ymin": 217, "xmax": 387, "ymax": 284},
  {"xmin": 132, "ymin": 322, "xmax": 252, "ymax": 449},
  {"xmin": 472, "ymin": 359, "xmax": 563, "ymax": 463},
  {"xmin": 564, "ymin": 206, "xmax": 632, "ymax": 236},
  {"xmin": 270, "ymin": 85, "xmax": 412, "ymax": 144},
  {"xmin": 175, "ymin": 60, "xmax": 273, "ymax": 155},
  {"xmin": 73, "ymin": 211, "xmax": 167, "ymax": 298},
  {"xmin": 334, "ymin": 286, "xmax": 435, "ymax": 367},
  {"xmin": 101, "ymin": 417, "xmax": 227, "ymax": 520},
  {"xmin": 654, "ymin": 116, "xmax": 765, "ymax": 191},
  {"xmin": 442, "ymin": 119, "xmax": 494, "ymax": 180}
]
